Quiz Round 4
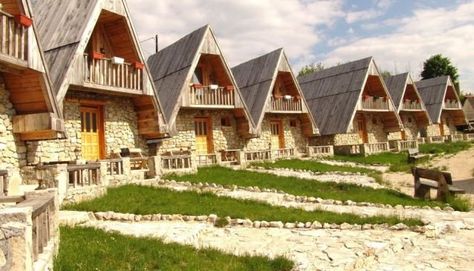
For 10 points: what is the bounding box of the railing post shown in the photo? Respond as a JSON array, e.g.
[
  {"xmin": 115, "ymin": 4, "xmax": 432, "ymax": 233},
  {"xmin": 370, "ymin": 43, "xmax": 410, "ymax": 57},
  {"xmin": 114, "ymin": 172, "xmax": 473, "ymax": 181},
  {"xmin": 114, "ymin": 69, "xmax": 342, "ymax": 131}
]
[
  {"xmin": 148, "ymin": 155, "xmax": 162, "ymax": 178},
  {"xmin": 122, "ymin": 157, "xmax": 131, "ymax": 177},
  {"xmin": 99, "ymin": 161, "xmax": 109, "ymax": 187}
]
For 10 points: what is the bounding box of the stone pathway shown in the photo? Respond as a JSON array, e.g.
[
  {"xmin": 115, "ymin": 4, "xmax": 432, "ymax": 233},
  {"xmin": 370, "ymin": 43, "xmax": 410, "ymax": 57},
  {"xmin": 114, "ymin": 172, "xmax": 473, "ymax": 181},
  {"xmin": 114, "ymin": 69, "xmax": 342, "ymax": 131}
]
[
  {"xmin": 316, "ymin": 159, "xmax": 389, "ymax": 172},
  {"xmin": 73, "ymin": 219, "xmax": 474, "ymax": 271},
  {"xmin": 248, "ymin": 168, "xmax": 384, "ymax": 189},
  {"xmin": 157, "ymin": 180, "xmax": 474, "ymax": 229}
]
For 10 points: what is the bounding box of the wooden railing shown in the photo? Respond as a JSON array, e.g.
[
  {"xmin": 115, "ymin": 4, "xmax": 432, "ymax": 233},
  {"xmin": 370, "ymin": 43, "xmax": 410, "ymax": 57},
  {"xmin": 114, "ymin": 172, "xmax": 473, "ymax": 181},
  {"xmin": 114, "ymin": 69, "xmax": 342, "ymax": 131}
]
[
  {"xmin": 444, "ymin": 100, "xmax": 460, "ymax": 109},
  {"xmin": 196, "ymin": 154, "xmax": 218, "ymax": 167},
  {"xmin": 402, "ymin": 100, "xmax": 422, "ymax": 110},
  {"xmin": 244, "ymin": 150, "xmax": 272, "ymax": 162},
  {"xmin": 0, "ymin": 170, "xmax": 7, "ymax": 196},
  {"xmin": 15, "ymin": 194, "xmax": 56, "ymax": 262},
  {"xmin": 67, "ymin": 163, "xmax": 101, "ymax": 187},
  {"xmin": 418, "ymin": 137, "xmax": 426, "ymax": 144},
  {"xmin": 464, "ymin": 134, "xmax": 474, "ymax": 141},
  {"xmin": 359, "ymin": 96, "xmax": 390, "ymax": 110},
  {"xmin": 189, "ymin": 85, "xmax": 235, "ymax": 106},
  {"xmin": 161, "ymin": 154, "xmax": 193, "ymax": 172},
  {"xmin": 105, "ymin": 159, "xmax": 124, "ymax": 176},
  {"xmin": 448, "ymin": 134, "xmax": 464, "ymax": 142},
  {"xmin": 269, "ymin": 97, "xmax": 302, "ymax": 112},
  {"xmin": 0, "ymin": 10, "xmax": 28, "ymax": 62},
  {"xmin": 398, "ymin": 140, "xmax": 418, "ymax": 151},
  {"xmin": 428, "ymin": 136, "xmax": 445, "ymax": 144},
  {"xmin": 220, "ymin": 149, "xmax": 240, "ymax": 165},
  {"xmin": 362, "ymin": 142, "xmax": 389, "ymax": 155},
  {"xmin": 82, "ymin": 54, "xmax": 143, "ymax": 91},
  {"xmin": 307, "ymin": 145, "xmax": 334, "ymax": 157},
  {"xmin": 272, "ymin": 148, "xmax": 295, "ymax": 159}
]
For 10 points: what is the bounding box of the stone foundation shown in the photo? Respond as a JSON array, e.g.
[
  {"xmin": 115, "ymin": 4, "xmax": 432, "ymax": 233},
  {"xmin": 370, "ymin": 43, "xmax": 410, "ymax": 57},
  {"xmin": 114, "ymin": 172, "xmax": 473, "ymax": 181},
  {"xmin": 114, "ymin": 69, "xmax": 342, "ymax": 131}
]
[{"xmin": 388, "ymin": 112, "xmax": 422, "ymax": 141}]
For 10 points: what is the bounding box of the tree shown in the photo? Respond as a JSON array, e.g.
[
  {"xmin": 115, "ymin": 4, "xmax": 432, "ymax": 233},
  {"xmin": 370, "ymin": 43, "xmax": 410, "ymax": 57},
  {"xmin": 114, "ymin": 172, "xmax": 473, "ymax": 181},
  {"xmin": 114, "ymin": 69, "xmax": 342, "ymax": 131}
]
[
  {"xmin": 380, "ymin": 70, "xmax": 392, "ymax": 80},
  {"xmin": 298, "ymin": 62, "xmax": 325, "ymax": 77},
  {"xmin": 421, "ymin": 54, "xmax": 460, "ymax": 96}
]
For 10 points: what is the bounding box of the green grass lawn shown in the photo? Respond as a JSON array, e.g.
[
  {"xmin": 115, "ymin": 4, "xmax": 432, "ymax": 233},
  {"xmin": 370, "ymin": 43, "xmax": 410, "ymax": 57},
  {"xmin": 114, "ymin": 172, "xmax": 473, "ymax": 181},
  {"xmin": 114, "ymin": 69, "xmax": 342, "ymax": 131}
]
[
  {"xmin": 64, "ymin": 185, "xmax": 423, "ymax": 226},
  {"xmin": 331, "ymin": 142, "xmax": 473, "ymax": 172},
  {"xmin": 165, "ymin": 166, "xmax": 450, "ymax": 210},
  {"xmin": 55, "ymin": 226, "xmax": 294, "ymax": 271},
  {"xmin": 255, "ymin": 159, "xmax": 383, "ymax": 183}
]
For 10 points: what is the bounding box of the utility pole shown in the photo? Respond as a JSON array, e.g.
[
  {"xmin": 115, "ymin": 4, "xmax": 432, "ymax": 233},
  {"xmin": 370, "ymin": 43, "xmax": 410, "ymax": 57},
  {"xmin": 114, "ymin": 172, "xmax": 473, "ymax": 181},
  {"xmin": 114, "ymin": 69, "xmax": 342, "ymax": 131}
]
[{"xmin": 155, "ymin": 34, "xmax": 159, "ymax": 53}]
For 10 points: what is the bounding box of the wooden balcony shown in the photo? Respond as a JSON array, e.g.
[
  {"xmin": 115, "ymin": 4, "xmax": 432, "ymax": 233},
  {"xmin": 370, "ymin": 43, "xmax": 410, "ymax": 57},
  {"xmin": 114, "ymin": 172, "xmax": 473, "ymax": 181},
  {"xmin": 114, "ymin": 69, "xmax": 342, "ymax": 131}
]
[
  {"xmin": 268, "ymin": 97, "xmax": 303, "ymax": 113},
  {"xmin": 185, "ymin": 85, "xmax": 235, "ymax": 108},
  {"xmin": 0, "ymin": 10, "xmax": 28, "ymax": 68},
  {"xmin": 76, "ymin": 54, "xmax": 144, "ymax": 94},
  {"xmin": 358, "ymin": 96, "xmax": 392, "ymax": 111},
  {"xmin": 444, "ymin": 100, "xmax": 460, "ymax": 109},
  {"xmin": 401, "ymin": 100, "xmax": 422, "ymax": 110}
]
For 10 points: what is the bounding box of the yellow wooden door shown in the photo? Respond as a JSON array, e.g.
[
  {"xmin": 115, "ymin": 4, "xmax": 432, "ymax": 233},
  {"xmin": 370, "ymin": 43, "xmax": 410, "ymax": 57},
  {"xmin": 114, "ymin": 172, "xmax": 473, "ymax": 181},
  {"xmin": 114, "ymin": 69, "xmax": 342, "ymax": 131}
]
[
  {"xmin": 81, "ymin": 107, "xmax": 102, "ymax": 161},
  {"xmin": 357, "ymin": 115, "xmax": 369, "ymax": 143},
  {"xmin": 439, "ymin": 122, "xmax": 445, "ymax": 136},
  {"xmin": 195, "ymin": 117, "xmax": 212, "ymax": 154},
  {"xmin": 270, "ymin": 120, "xmax": 284, "ymax": 149}
]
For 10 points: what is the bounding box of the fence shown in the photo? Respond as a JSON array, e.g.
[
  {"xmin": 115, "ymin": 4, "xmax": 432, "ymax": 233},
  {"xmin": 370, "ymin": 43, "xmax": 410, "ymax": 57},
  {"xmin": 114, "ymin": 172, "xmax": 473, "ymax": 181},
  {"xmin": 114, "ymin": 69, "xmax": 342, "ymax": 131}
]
[{"xmin": 67, "ymin": 163, "xmax": 101, "ymax": 187}]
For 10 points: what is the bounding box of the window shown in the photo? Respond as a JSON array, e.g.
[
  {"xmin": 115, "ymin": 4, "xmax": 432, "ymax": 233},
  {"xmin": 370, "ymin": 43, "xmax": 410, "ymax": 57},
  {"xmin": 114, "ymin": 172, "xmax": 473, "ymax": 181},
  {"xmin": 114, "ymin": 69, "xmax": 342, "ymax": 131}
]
[
  {"xmin": 407, "ymin": 117, "xmax": 413, "ymax": 123},
  {"xmin": 290, "ymin": 119, "xmax": 297, "ymax": 127},
  {"xmin": 221, "ymin": 116, "xmax": 231, "ymax": 127},
  {"xmin": 193, "ymin": 67, "xmax": 203, "ymax": 84}
]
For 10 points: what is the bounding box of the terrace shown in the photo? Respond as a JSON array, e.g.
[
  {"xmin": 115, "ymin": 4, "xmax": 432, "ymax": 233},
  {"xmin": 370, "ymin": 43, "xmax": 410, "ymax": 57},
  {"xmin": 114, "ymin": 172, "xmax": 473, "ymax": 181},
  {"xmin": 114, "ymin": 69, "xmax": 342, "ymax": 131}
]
[{"xmin": 0, "ymin": 9, "xmax": 29, "ymax": 68}]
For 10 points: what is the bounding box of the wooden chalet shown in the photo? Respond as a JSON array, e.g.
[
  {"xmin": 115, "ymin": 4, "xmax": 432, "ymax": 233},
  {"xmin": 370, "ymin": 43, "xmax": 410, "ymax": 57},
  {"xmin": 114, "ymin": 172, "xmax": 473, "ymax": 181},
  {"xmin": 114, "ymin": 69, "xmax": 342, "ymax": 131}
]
[
  {"xmin": 30, "ymin": 0, "xmax": 167, "ymax": 163},
  {"xmin": 232, "ymin": 49, "xmax": 323, "ymax": 160},
  {"xmin": 298, "ymin": 57, "xmax": 402, "ymax": 155},
  {"xmin": 464, "ymin": 95, "xmax": 474, "ymax": 133},
  {"xmin": 385, "ymin": 73, "xmax": 431, "ymax": 150},
  {"xmin": 0, "ymin": 0, "xmax": 63, "ymax": 141},
  {"xmin": 147, "ymin": 25, "xmax": 256, "ymax": 170},
  {"xmin": 416, "ymin": 76, "xmax": 466, "ymax": 143}
]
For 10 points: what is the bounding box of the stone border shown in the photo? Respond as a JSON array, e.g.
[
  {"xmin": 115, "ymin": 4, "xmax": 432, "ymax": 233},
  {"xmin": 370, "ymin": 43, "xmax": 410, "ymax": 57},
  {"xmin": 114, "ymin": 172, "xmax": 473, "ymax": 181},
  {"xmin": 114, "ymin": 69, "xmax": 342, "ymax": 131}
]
[
  {"xmin": 87, "ymin": 211, "xmax": 425, "ymax": 233},
  {"xmin": 159, "ymin": 179, "xmax": 455, "ymax": 212}
]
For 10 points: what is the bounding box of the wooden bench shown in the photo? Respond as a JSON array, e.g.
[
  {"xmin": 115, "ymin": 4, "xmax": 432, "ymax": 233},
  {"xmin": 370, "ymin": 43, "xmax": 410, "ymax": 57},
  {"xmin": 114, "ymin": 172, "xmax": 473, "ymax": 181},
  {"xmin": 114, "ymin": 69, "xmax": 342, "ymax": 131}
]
[
  {"xmin": 407, "ymin": 148, "xmax": 427, "ymax": 163},
  {"xmin": 412, "ymin": 167, "xmax": 465, "ymax": 201}
]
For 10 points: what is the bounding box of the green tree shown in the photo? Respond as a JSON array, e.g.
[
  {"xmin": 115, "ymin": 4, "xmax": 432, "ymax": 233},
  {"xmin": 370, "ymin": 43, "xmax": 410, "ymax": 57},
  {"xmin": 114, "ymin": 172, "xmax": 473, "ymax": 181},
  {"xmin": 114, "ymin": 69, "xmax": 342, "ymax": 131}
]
[
  {"xmin": 380, "ymin": 70, "xmax": 392, "ymax": 80},
  {"xmin": 421, "ymin": 54, "xmax": 460, "ymax": 96},
  {"xmin": 298, "ymin": 62, "xmax": 325, "ymax": 77}
]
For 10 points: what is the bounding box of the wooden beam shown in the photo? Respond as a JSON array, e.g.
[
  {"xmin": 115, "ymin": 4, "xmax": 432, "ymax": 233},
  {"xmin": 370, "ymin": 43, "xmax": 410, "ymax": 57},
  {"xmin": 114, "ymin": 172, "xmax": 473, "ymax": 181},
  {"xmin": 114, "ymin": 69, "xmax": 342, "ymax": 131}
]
[{"xmin": 13, "ymin": 113, "xmax": 64, "ymax": 134}]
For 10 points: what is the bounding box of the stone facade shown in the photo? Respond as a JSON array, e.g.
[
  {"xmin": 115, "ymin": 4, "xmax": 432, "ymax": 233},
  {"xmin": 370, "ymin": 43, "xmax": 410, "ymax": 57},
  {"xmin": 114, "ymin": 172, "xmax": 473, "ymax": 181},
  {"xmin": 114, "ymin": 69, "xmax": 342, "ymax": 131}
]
[
  {"xmin": 388, "ymin": 112, "xmax": 421, "ymax": 141},
  {"xmin": 423, "ymin": 111, "xmax": 459, "ymax": 138},
  {"xmin": 244, "ymin": 115, "xmax": 308, "ymax": 155},
  {"xmin": 26, "ymin": 91, "xmax": 149, "ymax": 165},
  {"xmin": 157, "ymin": 109, "xmax": 244, "ymax": 154},
  {"xmin": 0, "ymin": 80, "xmax": 26, "ymax": 176},
  {"xmin": 311, "ymin": 113, "xmax": 389, "ymax": 146}
]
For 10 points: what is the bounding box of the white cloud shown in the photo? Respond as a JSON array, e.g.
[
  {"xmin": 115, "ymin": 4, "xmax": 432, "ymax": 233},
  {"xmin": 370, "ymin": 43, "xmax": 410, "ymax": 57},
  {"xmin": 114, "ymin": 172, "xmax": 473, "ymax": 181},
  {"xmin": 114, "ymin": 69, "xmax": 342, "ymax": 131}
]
[
  {"xmin": 127, "ymin": 0, "xmax": 344, "ymax": 68},
  {"xmin": 324, "ymin": 2, "xmax": 474, "ymax": 91},
  {"xmin": 345, "ymin": 0, "xmax": 393, "ymax": 24}
]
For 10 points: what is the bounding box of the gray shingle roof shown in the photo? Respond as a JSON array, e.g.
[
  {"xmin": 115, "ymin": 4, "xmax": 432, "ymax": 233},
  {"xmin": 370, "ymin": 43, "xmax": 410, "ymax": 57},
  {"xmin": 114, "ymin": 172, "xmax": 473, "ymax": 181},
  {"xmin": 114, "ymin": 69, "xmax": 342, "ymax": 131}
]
[{"xmin": 416, "ymin": 76, "xmax": 450, "ymax": 123}]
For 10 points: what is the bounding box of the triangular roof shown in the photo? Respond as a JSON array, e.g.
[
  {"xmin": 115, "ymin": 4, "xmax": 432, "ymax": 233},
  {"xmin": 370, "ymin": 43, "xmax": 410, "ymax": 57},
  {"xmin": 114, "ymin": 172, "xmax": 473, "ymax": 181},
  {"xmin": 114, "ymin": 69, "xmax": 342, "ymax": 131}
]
[
  {"xmin": 464, "ymin": 95, "xmax": 474, "ymax": 122},
  {"xmin": 298, "ymin": 57, "xmax": 401, "ymax": 136},
  {"xmin": 232, "ymin": 48, "xmax": 318, "ymax": 133},
  {"xmin": 30, "ymin": 0, "xmax": 164, "ymax": 110},
  {"xmin": 416, "ymin": 76, "xmax": 465, "ymax": 124},
  {"xmin": 147, "ymin": 25, "xmax": 255, "ymax": 133}
]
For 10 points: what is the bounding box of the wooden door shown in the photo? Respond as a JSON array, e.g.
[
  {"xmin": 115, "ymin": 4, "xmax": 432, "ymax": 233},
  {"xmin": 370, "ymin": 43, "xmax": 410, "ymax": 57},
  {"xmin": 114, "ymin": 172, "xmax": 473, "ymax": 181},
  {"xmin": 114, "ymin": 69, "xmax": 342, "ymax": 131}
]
[
  {"xmin": 195, "ymin": 117, "xmax": 213, "ymax": 154},
  {"xmin": 439, "ymin": 122, "xmax": 445, "ymax": 136},
  {"xmin": 80, "ymin": 106, "xmax": 104, "ymax": 161},
  {"xmin": 270, "ymin": 120, "xmax": 285, "ymax": 149},
  {"xmin": 357, "ymin": 115, "xmax": 369, "ymax": 143}
]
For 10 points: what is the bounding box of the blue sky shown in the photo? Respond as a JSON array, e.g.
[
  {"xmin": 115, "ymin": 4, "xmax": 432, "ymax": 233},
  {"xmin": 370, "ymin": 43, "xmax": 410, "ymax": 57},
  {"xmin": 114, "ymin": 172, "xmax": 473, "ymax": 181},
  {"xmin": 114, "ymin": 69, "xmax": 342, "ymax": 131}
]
[{"xmin": 129, "ymin": 0, "xmax": 474, "ymax": 92}]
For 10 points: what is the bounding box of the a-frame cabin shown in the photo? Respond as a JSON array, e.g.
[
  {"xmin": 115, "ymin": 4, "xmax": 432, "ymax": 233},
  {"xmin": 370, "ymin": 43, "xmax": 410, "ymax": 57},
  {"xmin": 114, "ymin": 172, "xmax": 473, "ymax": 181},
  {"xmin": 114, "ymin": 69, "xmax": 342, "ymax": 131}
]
[
  {"xmin": 232, "ymin": 49, "xmax": 319, "ymax": 158},
  {"xmin": 147, "ymin": 25, "xmax": 256, "ymax": 167},
  {"xmin": 385, "ymin": 73, "xmax": 431, "ymax": 149},
  {"xmin": 299, "ymin": 57, "xmax": 403, "ymax": 155},
  {"xmin": 0, "ymin": 0, "xmax": 63, "ymax": 175},
  {"xmin": 29, "ymin": 0, "xmax": 167, "ymax": 163},
  {"xmin": 416, "ymin": 76, "xmax": 466, "ymax": 142},
  {"xmin": 463, "ymin": 95, "xmax": 474, "ymax": 128}
]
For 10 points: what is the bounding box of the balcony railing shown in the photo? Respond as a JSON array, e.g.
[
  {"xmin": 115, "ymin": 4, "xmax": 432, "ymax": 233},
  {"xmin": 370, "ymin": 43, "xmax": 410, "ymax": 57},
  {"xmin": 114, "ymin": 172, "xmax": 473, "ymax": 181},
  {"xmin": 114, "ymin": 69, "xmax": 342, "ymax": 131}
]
[
  {"xmin": 82, "ymin": 54, "xmax": 144, "ymax": 91},
  {"xmin": 444, "ymin": 100, "xmax": 460, "ymax": 109},
  {"xmin": 67, "ymin": 163, "xmax": 101, "ymax": 188},
  {"xmin": 244, "ymin": 150, "xmax": 272, "ymax": 162},
  {"xmin": 427, "ymin": 136, "xmax": 445, "ymax": 144},
  {"xmin": 464, "ymin": 134, "xmax": 474, "ymax": 141},
  {"xmin": 161, "ymin": 154, "xmax": 193, "ymax": 173},
  {"xmin": 389, "ymin": 140, "xmax": 418, "ymax": 152},
  {"xmin": 402, "ymin": 100, "xmax": 422, "ymax": 110},
  {"xmin": 307, "ymin": 145, "xmax": 334, "ymax": 157},
  {"xmin": 359, "ymin": 96, "xmax": 391, "ymax": 110},
  {"xmin": 362, "ymin": 142, "xmax": 389, "ymax": 155},
  {"xmin": 189, "ymin": 85, "xmax": 235, "ymax": 106},
  {"xmin": 196, "ymin": 153, "xmax": 218, "ymax": 167},
  {"xmin": 448, "ymin": 134, "xmax": 464, "ymax": 142},
  {"xmin": 269, "ymin": 97, "xmax": 302, "ymax": 112},
  {"xmin": 0, "ymin": 10, "xmax": 28, "ymax": 62},
  {"xmin": 272, "ymin": 148, "xmax": 296, "ymax": 159}
]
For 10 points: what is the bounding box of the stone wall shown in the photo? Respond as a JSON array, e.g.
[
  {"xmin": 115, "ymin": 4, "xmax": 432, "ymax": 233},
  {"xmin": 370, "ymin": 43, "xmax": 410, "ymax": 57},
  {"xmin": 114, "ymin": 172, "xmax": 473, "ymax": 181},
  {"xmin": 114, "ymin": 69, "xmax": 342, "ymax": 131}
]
[
  {"xmin": 157, "ymin": 109, "xmax": 244, "ymax": 154},
  {"xmin": 26, "ymin": 91, "xmax": 149, "ymax": 165},
  {"xmin": 388, "ymin": 112, "xmax": 421, "ymax": 141},
  {"xmin": 244, "ymin": 115, "xmax": 308, "ymax": 155},
  {"xmin": 0, "ymin": 79, "xmax": 26, "ymax": 176},
  {"xmin": 311, "ymin": 113, "xmax": 388, "ymax": 146}
]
